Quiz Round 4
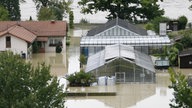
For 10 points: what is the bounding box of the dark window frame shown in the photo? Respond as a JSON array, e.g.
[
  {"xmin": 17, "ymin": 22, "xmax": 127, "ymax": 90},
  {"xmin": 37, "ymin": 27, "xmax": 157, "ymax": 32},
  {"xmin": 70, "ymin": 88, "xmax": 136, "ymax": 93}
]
[{"xmin": 6, "ymin": 36, "xmax": 11, "ymax": 48}]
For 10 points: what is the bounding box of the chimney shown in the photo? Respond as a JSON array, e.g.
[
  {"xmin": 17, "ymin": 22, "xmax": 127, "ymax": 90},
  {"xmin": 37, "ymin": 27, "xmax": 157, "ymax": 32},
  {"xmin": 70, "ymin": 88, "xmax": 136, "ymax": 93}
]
[{"xmin": 51, "ymin": 20, "xmax": 55, "ymax": 24}]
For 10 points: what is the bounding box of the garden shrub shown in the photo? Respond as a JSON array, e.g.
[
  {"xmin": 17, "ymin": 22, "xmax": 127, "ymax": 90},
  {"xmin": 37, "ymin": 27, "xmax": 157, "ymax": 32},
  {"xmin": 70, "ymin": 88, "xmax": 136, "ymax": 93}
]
[
  {"xmin": 178, "ymin": 16, "xmax": 188, "ymax": 30},
  {"xmin": 66, "ymin": 70, "xmax": 95, "ymax": 87},
  {"xmin": 56, "ymin": 42, "xmax": 62, "ymax": 53}
]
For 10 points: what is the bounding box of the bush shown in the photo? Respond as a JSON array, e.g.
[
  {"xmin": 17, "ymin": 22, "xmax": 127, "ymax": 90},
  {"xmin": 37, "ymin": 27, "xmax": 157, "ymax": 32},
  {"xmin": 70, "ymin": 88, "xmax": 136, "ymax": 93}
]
[
  {"xmin": 32, "ymin": 41, "xmax": 39, "ymax": 53},
  {"xmin": 180, "ymin": 35, "xmax": 192, "ymax": 48},
  {"xmin": 66, "ymin": 70, "xmax": 95, "ymax": 87},
  {"xmin": 169, "ymin": 68, "xmax": 192, "ymax": 108},
  {"xmin": 173, "ymin": 42, "xmax": 184, "ymax": 51},
  {"xmin": 79, "ymin": 54, "xmax": 87, "ymax": 65},
  {"xmin": 56, "ymin": 42, "xmax": 62, "ymax": 53},
  {"xmin": 178, "ymin": 16, "xmax": 188, "ymax": 30},
  {"xmin": 145, "ymin": 23, "xmax": 154, "ymax": 30}
]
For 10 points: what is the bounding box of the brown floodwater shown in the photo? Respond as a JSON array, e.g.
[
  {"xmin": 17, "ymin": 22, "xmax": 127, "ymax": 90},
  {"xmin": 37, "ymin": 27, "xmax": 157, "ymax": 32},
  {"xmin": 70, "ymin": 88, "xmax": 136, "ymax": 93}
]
[{"xmin": 30, "ymin": 30, "xmax": 192, "ymax": 108}]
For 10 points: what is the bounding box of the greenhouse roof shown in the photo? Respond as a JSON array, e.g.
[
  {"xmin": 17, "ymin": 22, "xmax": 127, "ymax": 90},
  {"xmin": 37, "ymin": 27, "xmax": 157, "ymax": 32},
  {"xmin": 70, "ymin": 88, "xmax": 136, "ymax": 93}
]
[
  {"xmin": 87, "ymin": 18, "xmax": 147, "ymax": 36},
  {"xmin": 80, "ymin": 35, "xmax": 171, "ymax": 47},
  {"xmin": 85, "ymin": 44, "xmax": 155, "ymax": 73}
]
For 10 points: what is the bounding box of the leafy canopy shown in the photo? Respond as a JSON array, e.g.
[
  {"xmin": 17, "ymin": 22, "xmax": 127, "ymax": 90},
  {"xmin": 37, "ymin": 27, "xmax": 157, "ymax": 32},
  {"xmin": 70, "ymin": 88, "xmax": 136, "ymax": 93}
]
[
  {"xmin": 67, "ymin": 70, "xmax": 95, "ymax": 87},
  {"xmin": 78, "ymin": 0, "xmax": 164, "ymax": 22},
  {"xmin": 168, "ymin": 68, "xmax": 192, "ymax": 108},
  {"xmin": 33, "ymin": 0, "xmax": 73, "ymax": 20},
  {"xmin": 0, "ymin": 5, "xmax": 9, "ymax": 21},
  {"xmin": 0, "ymin": 51, "xmax": 65, "ymax": 108},
  {"xmin": 0, "ymin": 0, "xmax": 24, "ymax": 20}
]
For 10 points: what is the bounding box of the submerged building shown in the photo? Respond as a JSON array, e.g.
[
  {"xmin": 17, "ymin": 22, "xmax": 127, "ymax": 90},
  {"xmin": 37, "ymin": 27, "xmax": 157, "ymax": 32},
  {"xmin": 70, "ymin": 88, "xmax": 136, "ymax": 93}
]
[
  {"xmin": 80, "ymin": 18, "xmax": 171, "ymax": 57},
  {"xmin": 85, "ymin": 44, "xmax": 155, "ymax": 83}
]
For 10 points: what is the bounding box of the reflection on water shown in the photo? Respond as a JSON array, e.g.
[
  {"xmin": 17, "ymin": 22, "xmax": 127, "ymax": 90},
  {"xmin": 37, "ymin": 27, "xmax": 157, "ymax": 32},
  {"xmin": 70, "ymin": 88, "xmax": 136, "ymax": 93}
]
[
  {"xmin": 30, "ymin": 53, "xmax": 67, "ymax": 77},
  {"xmin": 65, "ymin": 71, "xmax": 192, "ymax": 108},
  {"xmin": 30, "ymin": 38, "xmax": 81, "ymax": 76}
]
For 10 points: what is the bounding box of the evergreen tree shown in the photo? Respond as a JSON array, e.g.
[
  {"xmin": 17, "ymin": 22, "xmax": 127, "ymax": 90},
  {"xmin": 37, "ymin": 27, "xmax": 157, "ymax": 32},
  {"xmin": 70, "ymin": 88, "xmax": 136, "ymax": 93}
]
[
  {"xmin": 69, "ymin": 11, "xmax": 74, "ymax": 29},
  {"xmin": 0, "ymin": 0, "xmax": 24, "ymax": 20}
]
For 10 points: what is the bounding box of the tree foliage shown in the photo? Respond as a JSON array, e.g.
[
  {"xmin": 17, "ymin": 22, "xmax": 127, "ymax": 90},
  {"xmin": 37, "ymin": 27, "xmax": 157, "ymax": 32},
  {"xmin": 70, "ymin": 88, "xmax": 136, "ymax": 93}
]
[
  {"xmin": 69, "ymin": 11, "xmax": 74, "ymax": 29},
  {"xmin": 178, "ymin": 16, "xmax": 188, "ymax": 30},
  {"xmin": 56, "ymin": 42, "xmax": 62, "ymax": 53},
  {"xmin": 33, "ymin": 0, "xmax": 73, "ymax": 20},
  {"xmin": 180, "ymin": 35, "xmax": 192, "ymax": 48},
  {"xmin": 79, "ymin": 54, "xmax": 86, "ymax": 65},
  {"xmin": 0, "ymin": 0, "xmax": 24, "ymax": 20},
  {"xmin": 0, "ymin": 51, "xmax": 65, "ymax": 108},
  {"xmin": 66, "ymin": 70, "xmax": 95, "ymax": 87},
  {"xmin": 37, "ymin": 7, "xmax": 56, "ymax": 20},
  {"xmin": 78, "ymin": 0, "xmax": 164, "ymax": 22},
  {"xmin": 168, "ymin": 68, "xmax": 192, "ymax": 108},
  {"xmin": 168, "ymin": 46, "xmax": 179, "ymax": 66},
  {"xmin": 0, "ymin": 5, "xmax": 9, "ymax": 21}
]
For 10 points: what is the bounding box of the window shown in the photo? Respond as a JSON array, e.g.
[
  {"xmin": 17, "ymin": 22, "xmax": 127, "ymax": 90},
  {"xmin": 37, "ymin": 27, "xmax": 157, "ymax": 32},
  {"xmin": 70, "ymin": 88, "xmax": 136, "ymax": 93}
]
[
  {"xmin": 6, "ymin": 36, "xmax": 11, "ymax": 48},
  {"xmin": 49, "ymin": 38, "xmax": 62, "ymax": 47}
]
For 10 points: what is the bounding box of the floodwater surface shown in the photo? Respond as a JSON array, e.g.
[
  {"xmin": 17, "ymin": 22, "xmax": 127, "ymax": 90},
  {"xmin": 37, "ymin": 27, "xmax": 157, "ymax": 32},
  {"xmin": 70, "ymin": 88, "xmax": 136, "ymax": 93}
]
[
  {"xmin": 29, "ymin": 29, "xmax": 192, "ymax": 108},
  {"xmin": 30, "ymin": 48, "xmax": 192, "ymax": 108}
]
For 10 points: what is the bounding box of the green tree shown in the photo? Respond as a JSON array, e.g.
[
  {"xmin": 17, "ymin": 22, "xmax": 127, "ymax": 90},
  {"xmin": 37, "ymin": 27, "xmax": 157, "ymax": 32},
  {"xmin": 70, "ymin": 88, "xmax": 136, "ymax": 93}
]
[
  {"xmin": 37, "ymin": 7, "xmax": 56, "ymax": 20},
  {"xmin": 180, "ymin": 35, "xmax": 192, "ymax": 48},
  {"xmin": 140, "ymin": 0, "xmax": 164, "ymax": 21},
  {"xmin": 178, "ymin": 16, "xmax": 188, "ymax": 30},
  {"xmin": 0, "ymin": 5, "xmax": 9, "ymax": 20},
  {"xmin": 69, "ymin": 11, "xmax": 74, "ymax": 29},
  {"xmin": 168, "ymin": 46, "xmax": 179, "ymax": 66},
  {"xmin": 173, "ymin": 42, "xmax": 184, "ymax": 52},
  {"xmin": 168, "ymin": 68, "xmax": 192, "ymax": 108},
  {"xmin": 78, "ymin": 0, "xmax": 164, "ymax": 22},
  {"xmin": 33, "ymin": 0, "xmax": 73, "ymax": 20},
  {"xmin": 0, "ymin": 0, "xmax": 25, "ymax": 21},
  {"xmin": 0, "ymin": 51, "xmax": 65, "ymax": 108}
]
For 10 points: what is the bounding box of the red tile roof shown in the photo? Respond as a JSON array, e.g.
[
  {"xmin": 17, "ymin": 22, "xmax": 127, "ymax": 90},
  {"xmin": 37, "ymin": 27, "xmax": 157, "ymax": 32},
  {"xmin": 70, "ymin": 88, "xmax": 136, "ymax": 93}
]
[
  {"xmin": 0, "ymin": 21, "xmax": 67, "ymax": 37},
  {"xmin": 0, "ymin": 25, "xmax": 36, "ymax": 43}
]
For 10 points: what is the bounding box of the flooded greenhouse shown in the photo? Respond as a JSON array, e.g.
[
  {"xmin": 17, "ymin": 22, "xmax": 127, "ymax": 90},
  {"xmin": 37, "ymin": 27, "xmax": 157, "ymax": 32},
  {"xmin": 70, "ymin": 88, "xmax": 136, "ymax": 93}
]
[{"xmin": 86, "ymin": 44, "xmax": 155, "ymax": 83}]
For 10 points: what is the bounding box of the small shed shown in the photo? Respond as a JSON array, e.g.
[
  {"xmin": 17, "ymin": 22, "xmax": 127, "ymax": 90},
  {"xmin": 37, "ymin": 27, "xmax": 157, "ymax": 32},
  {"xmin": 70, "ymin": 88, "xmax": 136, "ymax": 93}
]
[{"xmin": 179, "ymin": 49, "xmax": 192, "ymax": 68}]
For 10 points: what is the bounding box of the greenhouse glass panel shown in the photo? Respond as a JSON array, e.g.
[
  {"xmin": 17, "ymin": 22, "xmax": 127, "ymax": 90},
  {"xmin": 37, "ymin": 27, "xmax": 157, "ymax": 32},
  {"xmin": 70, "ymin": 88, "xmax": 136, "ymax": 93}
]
[{"xmin": 85, "ymin": 44, "xmax": 155, "ymax": 83}]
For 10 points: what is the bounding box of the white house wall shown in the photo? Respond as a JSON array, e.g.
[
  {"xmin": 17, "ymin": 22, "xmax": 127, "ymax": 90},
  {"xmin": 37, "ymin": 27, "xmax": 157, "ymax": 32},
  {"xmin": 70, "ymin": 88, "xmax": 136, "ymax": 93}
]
[
  {"xmin": 45, "ymin": 37, "xmax": 66, "ymax": 53},
  {"xmin": 0, "ymin": 36, "xmax": 5, "ymax": 51},
  {"xmin": 0, "ymin": 35, "xmax": 28, "ymax": 57},
  {"xmin": 95, "ymin": 26, "xmax": 139, "ymax": 36}
]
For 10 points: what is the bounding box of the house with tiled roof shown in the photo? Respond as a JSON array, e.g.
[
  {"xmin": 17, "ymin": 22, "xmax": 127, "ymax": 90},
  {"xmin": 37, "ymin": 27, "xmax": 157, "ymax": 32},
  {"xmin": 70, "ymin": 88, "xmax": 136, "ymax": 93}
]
[{"xmin": 0, "ymin": 21, "xmax": 67, "ymax": 58}]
